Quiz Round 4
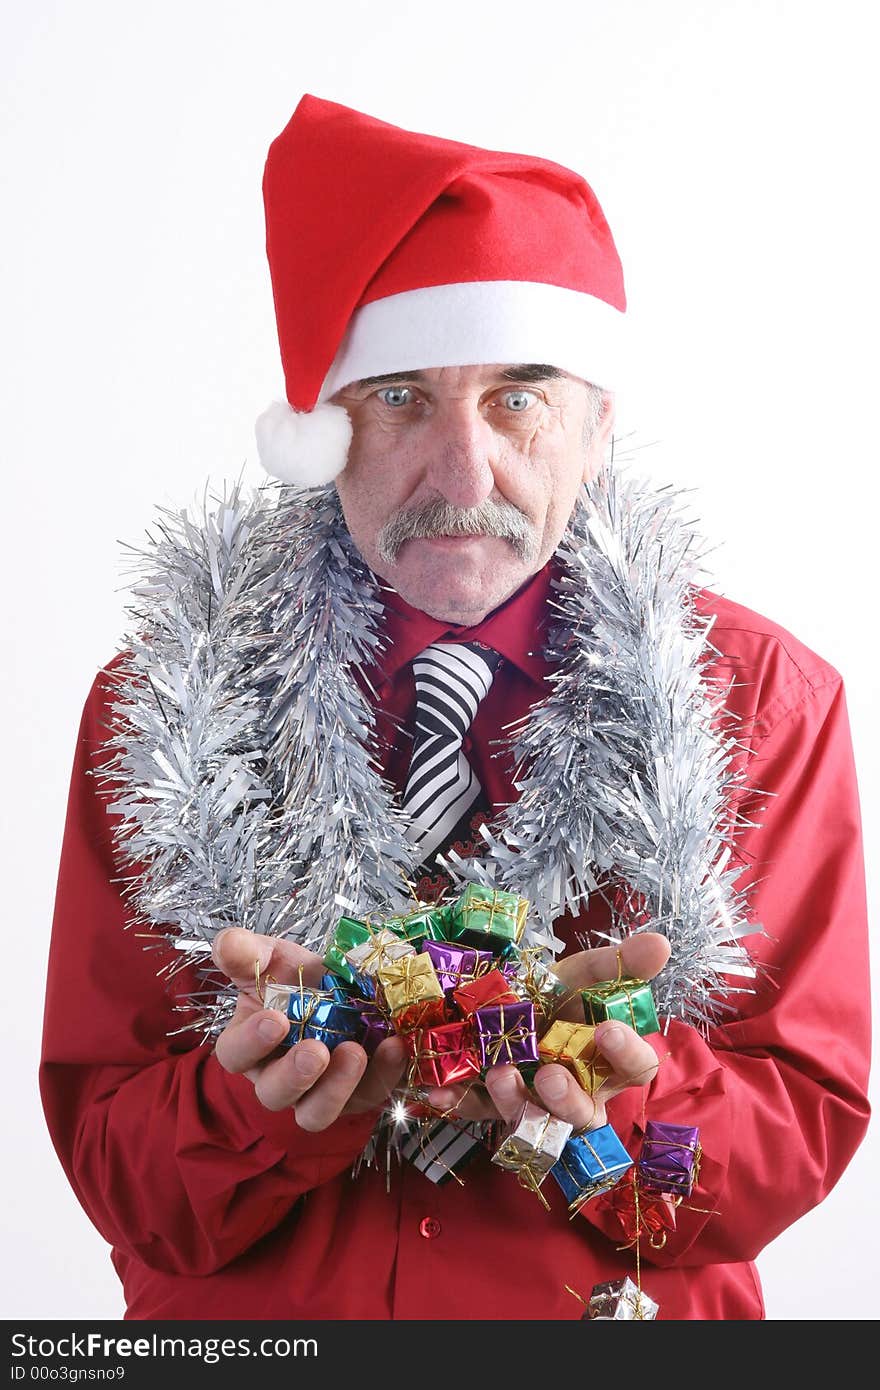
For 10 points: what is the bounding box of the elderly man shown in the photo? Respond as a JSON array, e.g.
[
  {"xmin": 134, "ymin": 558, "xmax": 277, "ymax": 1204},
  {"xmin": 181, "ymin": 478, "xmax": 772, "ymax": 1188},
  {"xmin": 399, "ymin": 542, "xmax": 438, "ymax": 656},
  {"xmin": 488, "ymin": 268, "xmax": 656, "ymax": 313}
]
[{"xmin": 40, "ymin": 95, "xmax": 870, "ymax": 1321}]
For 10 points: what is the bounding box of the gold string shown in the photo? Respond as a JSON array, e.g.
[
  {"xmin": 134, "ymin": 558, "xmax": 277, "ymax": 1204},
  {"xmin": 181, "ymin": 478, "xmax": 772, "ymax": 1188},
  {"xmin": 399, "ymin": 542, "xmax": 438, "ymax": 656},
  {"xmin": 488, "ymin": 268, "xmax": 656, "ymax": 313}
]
[
  {"xmin": 512, "ymin": 1160, "xmax": 551, "ymax": 1210},
  {"xmin": 632, "ymin": 1169, "xmax": 643, "ymax": 1304},
  {"xmin": 254, "ymin": 960, "xmax": 280, "ymax": 1006}
]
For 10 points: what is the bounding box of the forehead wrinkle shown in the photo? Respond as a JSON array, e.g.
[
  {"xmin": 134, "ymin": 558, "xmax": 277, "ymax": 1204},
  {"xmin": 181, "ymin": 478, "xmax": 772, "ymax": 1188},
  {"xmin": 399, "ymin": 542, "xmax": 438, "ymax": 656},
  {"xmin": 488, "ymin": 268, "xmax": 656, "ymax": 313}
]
[
  {"xmin": 350, "ymin": 369, "xmax": 429, "ymax": 390},
  {"xmin": 347, "ymin": 363, "xmax": 567, "ymax": 392}
]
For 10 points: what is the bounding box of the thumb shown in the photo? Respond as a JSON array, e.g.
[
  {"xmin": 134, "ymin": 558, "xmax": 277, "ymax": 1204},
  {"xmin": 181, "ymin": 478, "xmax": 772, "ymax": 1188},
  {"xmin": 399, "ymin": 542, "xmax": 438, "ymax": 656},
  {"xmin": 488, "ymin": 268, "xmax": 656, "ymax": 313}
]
[
  {"xmin": 213, "ymin": 926, "xmax": 326, "ymax": 991},
  {"xmin": 211, "ymin": 927, "xmax": 275, "ymax": 988}
]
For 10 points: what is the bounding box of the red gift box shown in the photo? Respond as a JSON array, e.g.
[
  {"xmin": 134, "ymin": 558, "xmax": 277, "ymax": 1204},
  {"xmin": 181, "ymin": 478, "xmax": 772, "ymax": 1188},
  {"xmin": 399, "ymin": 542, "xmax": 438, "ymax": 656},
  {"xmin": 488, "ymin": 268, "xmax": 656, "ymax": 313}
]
[
  {"xmin": 596, "ymin": 1170, "xmax": 679, "ymax": 1249},
  {"xmin": 453, "ymin": 968, "xmax": 518, "ymax": 1018},
  {"xmin": 391, "ymin": 997, "xmax": 448, "ymax": 1034},
  {"xmin": 407, "ymin": 1021, "xmax": 482, "ymax": 1087}
]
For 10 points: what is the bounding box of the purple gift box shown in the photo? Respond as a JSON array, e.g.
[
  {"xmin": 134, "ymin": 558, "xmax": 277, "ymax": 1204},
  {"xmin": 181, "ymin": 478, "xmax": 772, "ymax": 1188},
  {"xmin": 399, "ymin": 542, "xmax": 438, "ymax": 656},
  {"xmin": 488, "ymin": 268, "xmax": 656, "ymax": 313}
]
[
  {"xmin": 638, "ymin": 1121, "xmax": 701, "ymax": 1197},
  {"xmin": 474, "ymin": 999, "xmax": 539, "ymax": 1069},
  {"xmin": 357, "ymin": 1002, "xmax": 393, "ymax": 1057},
  {"xmin": 422, "ymin": 940, "xmax": 494, "ymax": 994}
]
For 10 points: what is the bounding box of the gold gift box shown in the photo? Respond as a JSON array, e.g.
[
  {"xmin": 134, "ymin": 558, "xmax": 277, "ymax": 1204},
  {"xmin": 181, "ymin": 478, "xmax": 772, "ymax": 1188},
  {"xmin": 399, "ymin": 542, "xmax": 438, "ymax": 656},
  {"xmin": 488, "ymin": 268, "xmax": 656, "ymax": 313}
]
[
  {"xmin": 537, "ymin": 1020, "xmax": 612, "ymax": 1095},
  {"xmin": 377, "ymin": 953, "xmax": 444, "ymax": 1018}
]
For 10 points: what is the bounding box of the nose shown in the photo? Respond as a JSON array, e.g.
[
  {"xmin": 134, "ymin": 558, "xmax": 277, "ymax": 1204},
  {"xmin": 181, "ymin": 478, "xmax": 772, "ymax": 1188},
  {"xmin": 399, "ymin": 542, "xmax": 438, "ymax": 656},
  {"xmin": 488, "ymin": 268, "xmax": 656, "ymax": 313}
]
[{"xmin": 422, "ymin": 400, "xmax": 497, "ymax": 508}]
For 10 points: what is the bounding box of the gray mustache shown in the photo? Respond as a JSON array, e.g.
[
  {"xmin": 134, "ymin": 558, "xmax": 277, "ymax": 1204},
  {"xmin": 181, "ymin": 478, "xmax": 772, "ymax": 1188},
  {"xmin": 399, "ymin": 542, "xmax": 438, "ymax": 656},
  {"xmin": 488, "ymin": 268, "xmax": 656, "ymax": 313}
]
[{"xmin": 376, "ymin": 496, "xmax": 537, "ymax": 564}]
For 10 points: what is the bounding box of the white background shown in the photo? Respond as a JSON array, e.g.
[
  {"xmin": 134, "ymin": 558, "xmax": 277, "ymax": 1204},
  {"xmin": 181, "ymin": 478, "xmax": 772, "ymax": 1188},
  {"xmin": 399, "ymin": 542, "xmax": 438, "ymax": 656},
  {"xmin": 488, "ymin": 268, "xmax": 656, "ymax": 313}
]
[{"xmin": 2, "ymin": 0, "xmax": 877, "ymax": 1320}]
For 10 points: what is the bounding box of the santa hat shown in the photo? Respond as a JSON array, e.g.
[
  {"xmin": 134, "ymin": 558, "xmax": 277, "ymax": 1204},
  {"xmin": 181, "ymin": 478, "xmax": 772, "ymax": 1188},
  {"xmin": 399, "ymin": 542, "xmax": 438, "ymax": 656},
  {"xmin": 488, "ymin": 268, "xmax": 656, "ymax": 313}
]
[{"xmin": 256, "ymin": 94, "xmax": 626, "ymax": 485}]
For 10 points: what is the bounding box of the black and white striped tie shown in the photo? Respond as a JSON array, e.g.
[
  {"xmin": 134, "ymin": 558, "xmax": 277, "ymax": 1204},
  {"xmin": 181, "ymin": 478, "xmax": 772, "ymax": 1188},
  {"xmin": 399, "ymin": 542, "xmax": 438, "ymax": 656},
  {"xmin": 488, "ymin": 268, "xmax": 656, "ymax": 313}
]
[{"xmin": 402, "ymin": 641, "xmax": 501, "ymax": 862}]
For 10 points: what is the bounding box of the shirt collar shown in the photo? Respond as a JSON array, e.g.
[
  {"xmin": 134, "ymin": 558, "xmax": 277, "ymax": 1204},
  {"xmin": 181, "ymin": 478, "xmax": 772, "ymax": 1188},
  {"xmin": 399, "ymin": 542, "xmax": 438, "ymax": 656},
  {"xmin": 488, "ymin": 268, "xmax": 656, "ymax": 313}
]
[{"xmin": 373, "ymin": 561, "xmax": 557, "ymax": 689}]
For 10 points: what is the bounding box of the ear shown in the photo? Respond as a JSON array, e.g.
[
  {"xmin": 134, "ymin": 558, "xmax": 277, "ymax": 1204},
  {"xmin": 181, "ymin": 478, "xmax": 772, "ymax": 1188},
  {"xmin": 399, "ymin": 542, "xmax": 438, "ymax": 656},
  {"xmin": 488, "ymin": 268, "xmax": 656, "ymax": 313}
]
[{"xmin": 582, "ymin": 391, "xmax": 615, "ymax": 484}]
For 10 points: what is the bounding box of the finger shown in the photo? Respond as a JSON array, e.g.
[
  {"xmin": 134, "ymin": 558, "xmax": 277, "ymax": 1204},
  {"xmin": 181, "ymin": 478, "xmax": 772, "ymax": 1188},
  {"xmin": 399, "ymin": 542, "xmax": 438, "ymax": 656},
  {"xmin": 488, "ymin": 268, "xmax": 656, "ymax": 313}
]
[
  {"xmin": 554, "ymin": 931, "xmax": 671, "ymax": 992},
  {"xmin": 531, "ymin": 1063, "xmax": 598, "ymax": 1131},
  {"xmin": 594, "ymin": 1022, "xmax": 660, "ymax": 1093},
  {"xmin": 289, "ymin": 1042, "xmax": 371, "ymax": 1129},
  {"xmin": 250, "ymin": 1038, "xmax": 334, "ymax": 1111},
  {"xmin": 482, "ymin": 1065, "xmax": 533, "ymax": 1125},
  {"xmin": 347, "ymin": 1036, "xmax": 409, "ymax": 1112},
  {"xmin": 423, "ymin": 1082, "xmax": 500, "ymax": 1121},
  {"xmin": 214, "ymin": 1007, "xmax": 292, "ymax": 1074},
  {"xmin": 212, "ymin": 926, "xmax": 325, "ymax": 991}
]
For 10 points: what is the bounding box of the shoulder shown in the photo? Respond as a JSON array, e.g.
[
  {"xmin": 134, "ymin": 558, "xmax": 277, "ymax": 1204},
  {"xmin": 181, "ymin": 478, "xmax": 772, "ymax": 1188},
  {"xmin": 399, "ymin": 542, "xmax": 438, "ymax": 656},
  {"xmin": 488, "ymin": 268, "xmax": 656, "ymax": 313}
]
[
  {"xmin": 692, "ymin": 585, "xmax": 844, "ymax": 745},
  {"xmin": 73, "ymin": 651, "xmax": 134, "ymax": 756}
]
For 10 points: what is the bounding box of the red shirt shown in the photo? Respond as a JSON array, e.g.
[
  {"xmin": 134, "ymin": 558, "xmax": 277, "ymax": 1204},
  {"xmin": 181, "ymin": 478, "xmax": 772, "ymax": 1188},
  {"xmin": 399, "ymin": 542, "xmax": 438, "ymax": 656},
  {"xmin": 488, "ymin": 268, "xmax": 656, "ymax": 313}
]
[{"xmin": 39, "ymin": 569, "xmax": 871, "ymax": 1320}]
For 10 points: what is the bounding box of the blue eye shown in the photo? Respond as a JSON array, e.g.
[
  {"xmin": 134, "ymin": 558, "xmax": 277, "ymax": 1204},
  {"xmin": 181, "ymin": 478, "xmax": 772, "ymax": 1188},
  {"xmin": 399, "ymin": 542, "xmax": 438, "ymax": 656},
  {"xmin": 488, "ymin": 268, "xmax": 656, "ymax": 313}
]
[
  {"xmin": 503, "ymin": 390, "xmax": 537, "ymax": 412},
  {"xmin": 379, "ymin": 386, "xmax": 414, "ymax": 408}
]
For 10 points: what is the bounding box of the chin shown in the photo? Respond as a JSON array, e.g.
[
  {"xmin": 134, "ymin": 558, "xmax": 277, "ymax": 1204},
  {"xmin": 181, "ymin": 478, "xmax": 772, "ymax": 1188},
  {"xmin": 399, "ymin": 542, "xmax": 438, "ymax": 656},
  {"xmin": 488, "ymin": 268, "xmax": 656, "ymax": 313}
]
[{"xmin": 392, "ymin": 540, "xmax": 531, "ymax": 621}]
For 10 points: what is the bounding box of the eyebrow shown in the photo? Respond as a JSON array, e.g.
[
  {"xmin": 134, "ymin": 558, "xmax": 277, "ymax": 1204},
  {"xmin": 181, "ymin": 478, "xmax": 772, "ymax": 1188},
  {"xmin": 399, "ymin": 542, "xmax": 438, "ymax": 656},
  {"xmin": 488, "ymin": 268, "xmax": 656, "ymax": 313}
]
[{"xmin": 349, "ymin": 363, "xmax": 566, "ymax": 390}]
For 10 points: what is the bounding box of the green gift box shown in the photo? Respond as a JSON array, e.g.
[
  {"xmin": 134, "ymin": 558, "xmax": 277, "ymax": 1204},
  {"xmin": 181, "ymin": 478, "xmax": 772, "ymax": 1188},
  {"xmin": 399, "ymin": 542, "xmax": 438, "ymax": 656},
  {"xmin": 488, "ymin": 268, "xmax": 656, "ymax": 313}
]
[
  {"xmin": 383, "ymin": 904, "xmax": 450, "ymax": 946},
  {"xmin": 580, "ymin": 975, "xmax": 660, "ymax": 1037},
  {"xmin": 325, "ymin": 906, "xmax": 448, "ymax": 986},
  {"xmin": 323, "ymin": 916, "xmax": 374, "ymax": 986},
  {"xmin": 447, "ymin": 884, "xmax": 528, "ymax": 951}
]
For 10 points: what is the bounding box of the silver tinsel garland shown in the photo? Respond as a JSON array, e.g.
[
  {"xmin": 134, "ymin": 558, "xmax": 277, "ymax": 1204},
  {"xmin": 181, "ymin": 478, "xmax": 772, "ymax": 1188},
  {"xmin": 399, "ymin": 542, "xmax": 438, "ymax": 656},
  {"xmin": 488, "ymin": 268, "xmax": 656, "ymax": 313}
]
[{"xmin": 99, "ymin": 460, "xmax": 765, "ymax": 1039}]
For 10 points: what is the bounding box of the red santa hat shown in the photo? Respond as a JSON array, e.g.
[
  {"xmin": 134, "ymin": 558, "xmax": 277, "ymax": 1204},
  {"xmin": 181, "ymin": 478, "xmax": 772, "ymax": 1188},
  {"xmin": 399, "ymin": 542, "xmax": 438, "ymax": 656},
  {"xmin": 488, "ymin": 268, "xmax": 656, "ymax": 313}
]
[{"xmin": 256, "ymin": 94, "xmax": 626, "ymax": 486}]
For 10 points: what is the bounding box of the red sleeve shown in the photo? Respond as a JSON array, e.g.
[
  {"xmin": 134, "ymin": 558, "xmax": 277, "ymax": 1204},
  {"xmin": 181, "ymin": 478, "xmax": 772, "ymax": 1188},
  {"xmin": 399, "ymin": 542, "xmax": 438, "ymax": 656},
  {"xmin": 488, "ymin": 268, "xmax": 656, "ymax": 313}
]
[
  {"xmin": 39, "ymin": 674, "xmax": 378, "ymax": 1278},
  {"xmin": 579, "ymin": 673, "xmax": 872, "ymax": 1264}
]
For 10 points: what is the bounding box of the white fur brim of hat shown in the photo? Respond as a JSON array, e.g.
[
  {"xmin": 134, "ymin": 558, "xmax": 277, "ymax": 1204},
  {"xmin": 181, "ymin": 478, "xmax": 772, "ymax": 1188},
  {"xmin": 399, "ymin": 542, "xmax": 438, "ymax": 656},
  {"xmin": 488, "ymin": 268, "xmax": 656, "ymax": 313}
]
[{"xmin": 255, "ymin": 400, "xmax": 353, "ymax": 486}]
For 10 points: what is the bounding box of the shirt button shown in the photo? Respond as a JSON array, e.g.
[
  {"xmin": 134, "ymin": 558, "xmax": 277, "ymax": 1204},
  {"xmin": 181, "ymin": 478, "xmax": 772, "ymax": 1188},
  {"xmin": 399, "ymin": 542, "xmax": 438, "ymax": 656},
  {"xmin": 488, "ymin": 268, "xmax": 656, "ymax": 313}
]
[
  {"xmin": 419, "ymin": 1216, "xmax": 442, "ymax": 1239},
  {"xmin": 379, "ymin": 681, "xmax": 394, "ymax": 700}
]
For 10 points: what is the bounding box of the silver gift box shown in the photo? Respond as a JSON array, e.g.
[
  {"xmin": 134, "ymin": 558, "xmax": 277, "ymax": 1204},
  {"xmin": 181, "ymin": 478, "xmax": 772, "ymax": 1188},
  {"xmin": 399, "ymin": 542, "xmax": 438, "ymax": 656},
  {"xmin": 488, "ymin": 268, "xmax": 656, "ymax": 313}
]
[
  {"xmin": 491, "ymin": 1100, "xmax": 573, "ymax": 1179},
  {"xmin": 587, "ymin": 1276, "xmax": 659, "ymax": 1321}
]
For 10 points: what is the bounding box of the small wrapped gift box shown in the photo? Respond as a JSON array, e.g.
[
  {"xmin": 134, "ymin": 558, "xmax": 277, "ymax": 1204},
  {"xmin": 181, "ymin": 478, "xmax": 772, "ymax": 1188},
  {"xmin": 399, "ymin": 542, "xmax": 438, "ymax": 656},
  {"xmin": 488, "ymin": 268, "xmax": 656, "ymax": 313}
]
[
  {"xmin": 393, "ymin": 998, "xmax": 447, "ymax": 1033},
  {"xmin": 581, "ymin": 975, "xmax": 660, "ymax": 1037},
  {"xmin": 453, "ymin": 968, "xmax": 519, "ymax": 1018},
  {"xmin": 383, "ymin": 903, "xmax": 450, "ymax": 946},
  {"xmin": 406, "ymin": 1020, "xmax": 482, "ymax": 1087},
  {"xmin": 320, "ymin": 972, "xmax": 351, "ymax": 1003},
  {"xmin": 491, "ymin": 1101, "xmax": 572, "ymax": 1205},
  {"xmin": 345, "ymin": 928, "xmax": 415, "ymax": 996},
  {"xmin": 596, "ymin": 1171, "xmax": 679, "ymax": 1249},
  {"xmin": 538, "ymin": 1020, "xmax": 612, "ymax": 1095},
  {"xmin": 356, "ymin": 1001, "xmax": 393, "ymax": 1056},
  {"xmin": 421, "ymin": 940, "xmax": 494, "ymax": 994},
  {"xmin": 474, "ymin": 999, "xmax": 539, "ymax": 1069},
  {"xmin": 638, "ymin": 1121, "xmax": 701, "ymax": 1197},
  {"xmin": 262, "ymin": 981, "xmax": 363, "ymax": 1051},
  {"xmin": 323, "ymin": 915, "xmax": 377, "ymax": 987},
  {"xmin": 586, "ymin": 1276, "xmax": 659, "ymax": 1321},
  {"xmin": 446, "ymin": 884, "xmax": 528, "ymax": 951},
  {"xmin": 551, "ymin": 1125, "xmax": 633, "ymax": 1214},
  {"xmin": 377, "ymin": 954, "xmax": 446, "ymax": 1034}
]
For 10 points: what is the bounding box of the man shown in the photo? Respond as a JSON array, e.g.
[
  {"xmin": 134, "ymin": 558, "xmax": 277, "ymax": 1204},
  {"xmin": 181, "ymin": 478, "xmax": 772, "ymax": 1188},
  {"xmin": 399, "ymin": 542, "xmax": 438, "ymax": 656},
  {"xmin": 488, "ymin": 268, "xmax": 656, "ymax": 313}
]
[{"xmin": 40, "ymin": 94, "xmax": 870, "ymax": 1320}]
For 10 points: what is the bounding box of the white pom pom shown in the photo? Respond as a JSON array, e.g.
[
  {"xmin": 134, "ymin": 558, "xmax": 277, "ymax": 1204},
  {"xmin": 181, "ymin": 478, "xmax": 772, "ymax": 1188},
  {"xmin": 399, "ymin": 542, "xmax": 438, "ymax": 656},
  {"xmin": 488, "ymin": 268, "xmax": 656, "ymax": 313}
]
[{"xmin": 255, "ymin": 400, "xmax": 353, "ymax": 485}]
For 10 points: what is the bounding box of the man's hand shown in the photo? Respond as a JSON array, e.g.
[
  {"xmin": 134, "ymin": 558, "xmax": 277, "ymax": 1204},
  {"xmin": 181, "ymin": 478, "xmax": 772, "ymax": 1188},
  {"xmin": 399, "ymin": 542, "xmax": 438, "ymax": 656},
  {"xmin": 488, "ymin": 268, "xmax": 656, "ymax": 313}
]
[
  {"xmin": 211, "ymin": 927, "xmax": 408, "ymax": 1131},
  {"xmin": 424, "ymin": 932, "xmax": 671, "ymax": 1132}
]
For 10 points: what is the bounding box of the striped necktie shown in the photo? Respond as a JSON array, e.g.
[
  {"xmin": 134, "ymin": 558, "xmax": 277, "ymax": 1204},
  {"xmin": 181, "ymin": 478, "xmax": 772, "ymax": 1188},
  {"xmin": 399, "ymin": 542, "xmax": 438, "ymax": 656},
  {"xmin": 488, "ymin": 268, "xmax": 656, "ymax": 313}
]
[{"xmin": 402, "ymin": 640, "xmax": 501, "ymax": 863}]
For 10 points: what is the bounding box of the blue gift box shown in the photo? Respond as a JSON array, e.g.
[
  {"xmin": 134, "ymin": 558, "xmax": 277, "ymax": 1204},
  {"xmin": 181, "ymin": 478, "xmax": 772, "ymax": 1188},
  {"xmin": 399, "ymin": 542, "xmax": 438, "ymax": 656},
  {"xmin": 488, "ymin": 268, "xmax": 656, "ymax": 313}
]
[
  {"xmin": 551, "ymin": 1125, "xmax": 633, "ymax": 1214},
  {"xmin": 268, "ymin": 983, "xmax": 363, "ymax": 1051},
  {"xmin": 320, "ymin": 972, "xmax": 353, "ymax": 1003}
]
